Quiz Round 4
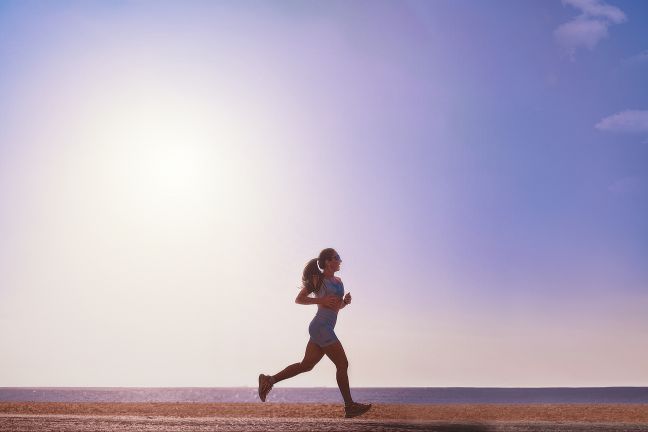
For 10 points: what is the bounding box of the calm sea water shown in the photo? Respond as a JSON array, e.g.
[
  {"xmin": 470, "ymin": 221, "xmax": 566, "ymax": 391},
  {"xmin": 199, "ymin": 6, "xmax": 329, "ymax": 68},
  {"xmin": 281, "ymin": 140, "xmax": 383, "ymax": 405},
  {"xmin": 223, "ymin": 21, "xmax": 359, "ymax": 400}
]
[{"xmin": 1, "ymin": 387, "xmax": 647, "ymax": 404}]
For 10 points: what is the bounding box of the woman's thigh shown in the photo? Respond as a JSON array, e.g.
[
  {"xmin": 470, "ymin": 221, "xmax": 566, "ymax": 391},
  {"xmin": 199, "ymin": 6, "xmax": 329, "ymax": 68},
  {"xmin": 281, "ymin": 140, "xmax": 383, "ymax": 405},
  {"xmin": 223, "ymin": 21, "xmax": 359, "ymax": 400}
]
[
  {"xmin": 302, "ymin": 340, "xmax": 325, "ymax": 369},
  {"xmin": 322, "ymin": 340, "xmax": 349, "ymax": 370}
]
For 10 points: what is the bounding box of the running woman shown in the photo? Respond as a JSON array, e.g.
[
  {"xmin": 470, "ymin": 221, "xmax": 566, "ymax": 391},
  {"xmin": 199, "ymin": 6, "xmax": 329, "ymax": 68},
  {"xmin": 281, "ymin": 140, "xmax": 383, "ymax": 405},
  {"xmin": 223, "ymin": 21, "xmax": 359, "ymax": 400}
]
[{"xmin": 258, "ymin": 248, "xmax": 372, "ymax": 419}]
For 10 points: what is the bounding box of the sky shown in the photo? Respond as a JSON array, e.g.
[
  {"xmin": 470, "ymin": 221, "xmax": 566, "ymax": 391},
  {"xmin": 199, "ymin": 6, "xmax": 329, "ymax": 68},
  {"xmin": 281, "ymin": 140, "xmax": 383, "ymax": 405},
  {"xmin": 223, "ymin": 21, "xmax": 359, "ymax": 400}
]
[{"xmin": 0, "ymin": 0, "xmax": 647, "ymax": 388}]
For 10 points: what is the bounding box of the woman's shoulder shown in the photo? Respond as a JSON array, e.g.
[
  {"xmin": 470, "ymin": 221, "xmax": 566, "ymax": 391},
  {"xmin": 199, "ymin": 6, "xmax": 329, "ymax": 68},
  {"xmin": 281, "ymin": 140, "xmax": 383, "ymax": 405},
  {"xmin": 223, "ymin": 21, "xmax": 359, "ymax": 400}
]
[{"xmin": 323, "ymin": 276, "xmax": 343, "ymax": 284}]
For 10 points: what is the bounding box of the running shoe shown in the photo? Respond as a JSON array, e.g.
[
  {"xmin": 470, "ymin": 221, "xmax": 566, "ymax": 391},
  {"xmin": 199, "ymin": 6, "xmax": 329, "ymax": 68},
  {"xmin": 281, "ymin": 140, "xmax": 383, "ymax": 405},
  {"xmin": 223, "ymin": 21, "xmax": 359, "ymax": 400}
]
[
  {"xmin": 257, "ymin": 374, "xmax": 273, "ymax": 402},
  {"xmin": 344, "ymin": 402, "xmax": 372, "ymax": 418}
]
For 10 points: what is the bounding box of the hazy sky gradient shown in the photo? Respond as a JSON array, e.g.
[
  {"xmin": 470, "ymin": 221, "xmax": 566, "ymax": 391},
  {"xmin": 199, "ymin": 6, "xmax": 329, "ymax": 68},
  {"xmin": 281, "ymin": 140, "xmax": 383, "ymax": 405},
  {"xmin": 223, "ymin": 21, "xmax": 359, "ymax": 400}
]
[{"xmin": 1, "ymin": 0, "xmax": 647, "ymax": 387}]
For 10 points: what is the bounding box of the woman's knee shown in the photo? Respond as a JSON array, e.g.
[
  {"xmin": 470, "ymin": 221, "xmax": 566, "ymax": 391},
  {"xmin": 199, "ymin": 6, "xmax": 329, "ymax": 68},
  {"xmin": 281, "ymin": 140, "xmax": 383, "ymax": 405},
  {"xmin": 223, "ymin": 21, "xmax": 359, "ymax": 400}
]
[
  {"xmin": 334, "ymin": 358, "xmax": 348, "ymax": 371},
  {"xmin": 300, "ymin": 361, "xmax": 316, "ymax": 372},
  {"xmin": 323, "ymin": 341, "xmax": 349, "ymax": 370},
  {"xmin": 338, "ymin": 361, "xmax": 349, "ymax": 371}
]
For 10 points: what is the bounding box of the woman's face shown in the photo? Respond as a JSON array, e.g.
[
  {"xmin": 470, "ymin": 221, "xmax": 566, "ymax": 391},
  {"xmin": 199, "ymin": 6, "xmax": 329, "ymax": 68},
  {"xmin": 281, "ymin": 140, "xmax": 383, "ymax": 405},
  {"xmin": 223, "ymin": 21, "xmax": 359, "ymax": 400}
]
[{"xmin": 326, "ymin": 251, "xmax": 342, "ymax": 272}]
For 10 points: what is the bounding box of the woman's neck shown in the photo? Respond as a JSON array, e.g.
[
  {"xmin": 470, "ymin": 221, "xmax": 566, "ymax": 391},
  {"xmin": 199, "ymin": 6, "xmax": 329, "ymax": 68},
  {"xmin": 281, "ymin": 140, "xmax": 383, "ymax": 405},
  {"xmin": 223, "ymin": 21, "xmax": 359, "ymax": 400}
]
[{"xmin": 322, "ymin": 270, "xmax": 335, "ymax": 279}]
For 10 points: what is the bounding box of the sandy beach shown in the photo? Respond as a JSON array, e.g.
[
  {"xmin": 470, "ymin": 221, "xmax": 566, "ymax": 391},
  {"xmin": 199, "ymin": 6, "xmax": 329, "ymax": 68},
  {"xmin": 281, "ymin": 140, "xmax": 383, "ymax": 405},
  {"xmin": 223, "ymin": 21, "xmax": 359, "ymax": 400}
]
[{"xmin": 2, "ymin": 402, "xmax": 648, "ymax": 431}]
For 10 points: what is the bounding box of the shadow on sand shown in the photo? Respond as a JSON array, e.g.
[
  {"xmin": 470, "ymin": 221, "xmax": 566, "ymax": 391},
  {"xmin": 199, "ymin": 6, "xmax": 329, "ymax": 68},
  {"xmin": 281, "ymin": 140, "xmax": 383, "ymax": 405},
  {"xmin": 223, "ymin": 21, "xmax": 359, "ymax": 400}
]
[{"xmin": 351, "ymin": 421, "xmax": 493, "ymax": 431}]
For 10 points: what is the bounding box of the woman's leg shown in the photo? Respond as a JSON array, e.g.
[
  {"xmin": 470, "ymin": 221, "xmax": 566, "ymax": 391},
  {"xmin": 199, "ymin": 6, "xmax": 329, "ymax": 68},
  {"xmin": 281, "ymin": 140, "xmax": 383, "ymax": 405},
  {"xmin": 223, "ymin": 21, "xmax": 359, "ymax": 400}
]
[
  {"xmin": 271, "ymin": 340, "xmax": 325, "ymax": 384},
  {"xmin": 322, "ymin": 340, "xmax": 353, "ymax": 406}
]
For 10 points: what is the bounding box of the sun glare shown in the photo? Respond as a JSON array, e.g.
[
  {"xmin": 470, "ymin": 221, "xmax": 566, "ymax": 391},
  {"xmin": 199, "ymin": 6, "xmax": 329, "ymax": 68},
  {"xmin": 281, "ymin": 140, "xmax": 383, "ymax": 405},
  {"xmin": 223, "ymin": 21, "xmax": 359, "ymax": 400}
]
[{"xmin": 82, "ymin": 83, "xmax": 238, "ymax": 228}]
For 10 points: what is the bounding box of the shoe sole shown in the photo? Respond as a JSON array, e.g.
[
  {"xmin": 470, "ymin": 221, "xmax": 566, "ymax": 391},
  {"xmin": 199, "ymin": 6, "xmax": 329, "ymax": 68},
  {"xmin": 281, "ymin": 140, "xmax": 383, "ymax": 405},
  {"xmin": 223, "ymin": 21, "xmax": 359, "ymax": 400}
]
[
  {"xmin": 345, "ymin": 404, "xmax": 372, "ymax": 418},
  {"xmin": 258, "ymin": 374, "xmax": 266, "ymax": 402}
]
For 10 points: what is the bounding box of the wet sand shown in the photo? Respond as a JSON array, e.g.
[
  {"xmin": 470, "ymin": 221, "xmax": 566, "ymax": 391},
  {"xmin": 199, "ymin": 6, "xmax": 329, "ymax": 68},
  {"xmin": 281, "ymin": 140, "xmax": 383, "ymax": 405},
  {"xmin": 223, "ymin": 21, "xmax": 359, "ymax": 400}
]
[{"xmin": 1, "ymin": 402, "xmax": 647, "ymax": 431}]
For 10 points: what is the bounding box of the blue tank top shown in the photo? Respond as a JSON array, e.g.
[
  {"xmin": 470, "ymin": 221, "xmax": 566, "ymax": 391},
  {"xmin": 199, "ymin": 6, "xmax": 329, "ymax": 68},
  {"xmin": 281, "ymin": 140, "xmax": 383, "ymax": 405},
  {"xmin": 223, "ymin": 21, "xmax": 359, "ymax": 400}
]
[{"xmin": 313, "ymin": 277, "xmax": 345, "ymax": 319}]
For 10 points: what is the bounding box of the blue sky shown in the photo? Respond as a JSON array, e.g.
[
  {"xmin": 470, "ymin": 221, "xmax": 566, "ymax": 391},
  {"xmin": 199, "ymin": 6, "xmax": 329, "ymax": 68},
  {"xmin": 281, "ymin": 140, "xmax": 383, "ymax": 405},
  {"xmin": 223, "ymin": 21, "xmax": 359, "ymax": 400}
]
[{"xmin": 0, "ymin": 0, "xmax": 647, "ymax": 387}]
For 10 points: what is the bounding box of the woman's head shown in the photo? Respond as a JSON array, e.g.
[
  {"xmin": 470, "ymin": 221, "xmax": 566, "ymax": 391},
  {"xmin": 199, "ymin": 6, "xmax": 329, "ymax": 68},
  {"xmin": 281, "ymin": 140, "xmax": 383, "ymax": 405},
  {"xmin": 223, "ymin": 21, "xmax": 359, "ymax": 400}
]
[
  {"xmin": 301, "ymin": 248, "xmax": 343, "ymax": 293},
  {"xmin": 318, "ymin": 248, "xmax": 342, "ymax": 274}
]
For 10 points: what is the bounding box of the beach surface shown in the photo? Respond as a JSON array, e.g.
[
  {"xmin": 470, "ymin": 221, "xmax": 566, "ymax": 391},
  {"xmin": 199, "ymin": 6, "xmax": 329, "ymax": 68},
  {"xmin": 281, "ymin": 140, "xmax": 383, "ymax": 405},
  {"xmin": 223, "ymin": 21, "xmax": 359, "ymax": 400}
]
[{"xmin": 1, "ymin": 402, "xmax": 648, "ymax": 431}]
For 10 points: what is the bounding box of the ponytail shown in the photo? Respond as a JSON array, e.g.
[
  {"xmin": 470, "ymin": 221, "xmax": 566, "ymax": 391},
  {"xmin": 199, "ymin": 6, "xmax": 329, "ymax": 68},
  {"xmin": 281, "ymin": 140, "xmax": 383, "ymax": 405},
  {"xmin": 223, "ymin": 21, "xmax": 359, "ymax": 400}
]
[
  {"xmin": 301, "ymin": 258, "xmax": 323, "ymax": 294},
  {"xmin": 300, "ymin": 248, "xmax": 337, "ymax": 294}
]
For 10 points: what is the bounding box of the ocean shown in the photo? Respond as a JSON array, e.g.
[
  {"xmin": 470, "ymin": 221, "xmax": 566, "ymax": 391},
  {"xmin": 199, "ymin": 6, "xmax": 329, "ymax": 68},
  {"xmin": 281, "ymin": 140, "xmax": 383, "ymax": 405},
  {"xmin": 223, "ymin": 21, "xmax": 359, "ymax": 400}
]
[{"xmin": 1, "ymin": 387, "xmax": 647, "ymax": 404}]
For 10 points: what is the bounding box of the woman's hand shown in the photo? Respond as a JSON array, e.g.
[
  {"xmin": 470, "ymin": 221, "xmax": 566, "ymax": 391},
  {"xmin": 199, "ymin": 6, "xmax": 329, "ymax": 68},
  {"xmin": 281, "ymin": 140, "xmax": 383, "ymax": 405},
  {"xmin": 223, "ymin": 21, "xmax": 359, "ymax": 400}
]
[{"xmin": 343, "ymin": 292, "xmax": 352, "ymax": 306}]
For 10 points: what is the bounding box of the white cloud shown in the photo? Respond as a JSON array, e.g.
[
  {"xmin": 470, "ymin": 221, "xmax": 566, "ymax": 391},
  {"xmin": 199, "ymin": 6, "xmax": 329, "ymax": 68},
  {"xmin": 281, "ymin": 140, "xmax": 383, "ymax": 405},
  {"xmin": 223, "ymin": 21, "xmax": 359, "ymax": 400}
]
[
  {"xmin": 554, "ymin": 18, "xmax": 608, "ymax": 52},
  {"xmin": 595, "ymin": 110, "xmax": 648, "ymax": 133},
  {"xmin": 623, "ymin": 50, "xmax": 648, "ymax": 66},
  {"xmin": 554, "ymin": 0, "xmax": 627, "ymax": 56},
  {"xmin": 563, "ymin": 0, "xmax": 626, "ymax": 24}
]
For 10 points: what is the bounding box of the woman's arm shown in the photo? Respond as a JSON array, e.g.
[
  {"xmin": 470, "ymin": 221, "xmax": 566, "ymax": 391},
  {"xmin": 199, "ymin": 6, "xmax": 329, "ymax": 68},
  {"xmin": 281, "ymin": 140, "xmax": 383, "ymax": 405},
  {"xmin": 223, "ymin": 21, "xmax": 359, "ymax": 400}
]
[
  {"xmin": 295, "ymin": 286, "xmax": 340, "ymax": 309},
  {"xmin": 295, "ymin": 287, "xmax": 320, "ymax": 305}
]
